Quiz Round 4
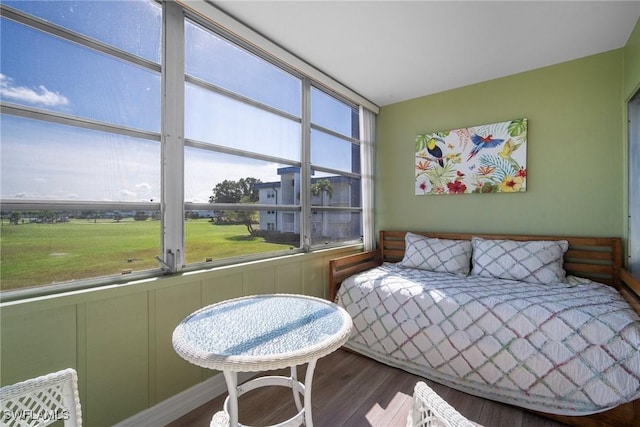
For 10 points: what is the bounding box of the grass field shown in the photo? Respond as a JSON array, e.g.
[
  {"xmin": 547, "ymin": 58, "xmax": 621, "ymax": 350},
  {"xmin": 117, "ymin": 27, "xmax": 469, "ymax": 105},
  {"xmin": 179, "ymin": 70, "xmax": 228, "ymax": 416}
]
[{"xmin": 0, "ymin": 218, "xmax": 292, "ymax": 291}]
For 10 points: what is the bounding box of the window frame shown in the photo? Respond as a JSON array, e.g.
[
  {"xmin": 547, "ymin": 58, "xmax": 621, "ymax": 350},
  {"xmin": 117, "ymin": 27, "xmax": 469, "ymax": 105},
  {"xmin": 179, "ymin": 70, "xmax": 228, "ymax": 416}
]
[
  {"xmin": 628, "ymin": 89, "xmax": 640, "ymax": 277},
  {"xmin": 0, "ymin": 0, "xmax": 370, "ymax": 301}
]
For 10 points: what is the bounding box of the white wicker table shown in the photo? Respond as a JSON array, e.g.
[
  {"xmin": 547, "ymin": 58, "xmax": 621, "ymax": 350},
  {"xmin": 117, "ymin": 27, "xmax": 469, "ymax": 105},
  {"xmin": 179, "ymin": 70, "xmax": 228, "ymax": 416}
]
[{"xmin": 172, "ymin": 294, "xmax": 353, "ymax": 427}]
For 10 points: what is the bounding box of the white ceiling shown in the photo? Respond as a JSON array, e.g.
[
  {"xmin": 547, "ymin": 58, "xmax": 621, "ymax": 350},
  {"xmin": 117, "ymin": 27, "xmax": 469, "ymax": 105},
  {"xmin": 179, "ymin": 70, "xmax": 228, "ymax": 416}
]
[{"xmin": 211, "ymin": 1, "xmax": 640, "ymax": 107}]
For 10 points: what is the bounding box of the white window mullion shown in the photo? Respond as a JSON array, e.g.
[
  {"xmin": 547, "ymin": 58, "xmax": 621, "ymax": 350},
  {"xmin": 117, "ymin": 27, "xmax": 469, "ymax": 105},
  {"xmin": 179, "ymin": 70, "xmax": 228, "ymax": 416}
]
[
  {"xmin": 301, "ymin": 78, "xmax": 312, "ymax": 251},
  {"xmin": 360, "ymin": 106, "xmax": 377, "ymax": 251},
  {"xmin": 161, "ymin": 1, "xmax": 185, "ymax": 272}
]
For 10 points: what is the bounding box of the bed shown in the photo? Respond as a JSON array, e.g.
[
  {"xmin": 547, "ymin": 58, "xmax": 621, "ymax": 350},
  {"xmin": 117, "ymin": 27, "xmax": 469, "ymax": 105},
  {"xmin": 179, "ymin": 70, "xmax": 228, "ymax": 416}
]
[{"xmin": 329, "ymin": 231, "xmax": 640, "ymax": 427}]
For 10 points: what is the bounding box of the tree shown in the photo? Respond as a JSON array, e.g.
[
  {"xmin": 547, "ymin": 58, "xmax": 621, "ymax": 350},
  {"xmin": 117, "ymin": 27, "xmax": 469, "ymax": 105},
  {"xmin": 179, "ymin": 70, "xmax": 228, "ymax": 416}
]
[
  {"xmin": 311, "ymin": 179, "xmax": 334, "ymax": 238},
  {"xmin": 209, "ymin": 177, "xmax": 261, "ymax": 234},
  {"xmin": 209, "ymin": 177, "xmax": 261, "ymax": 204},
  {"xmin": 311, "ymin": 179, "xmax": 333, "ymax": 205},
  {"xmin": 237, "ymin": 195, "xmax": 257, "ymax": 235},
  {"xmin": 134, "ymin": 211, "xmax": 149, "ymax": 221},
  {"xmin": 186, "ymin": 211, "xmax": 200, "ymax": 220},
  {"xmin": 9, "ymin": 212, "xmax": 21, "ymax": 225}
]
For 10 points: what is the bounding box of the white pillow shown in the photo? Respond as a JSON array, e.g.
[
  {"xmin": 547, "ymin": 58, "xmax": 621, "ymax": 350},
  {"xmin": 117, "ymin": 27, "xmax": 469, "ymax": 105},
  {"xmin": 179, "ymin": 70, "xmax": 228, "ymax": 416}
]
[
  {"xmin": 471, "ymin": 237, "xmax": 569, "ymax": 284},
  {"xmin": 400, "ymin": 233, "xmax": 472, "ymax": 276}
]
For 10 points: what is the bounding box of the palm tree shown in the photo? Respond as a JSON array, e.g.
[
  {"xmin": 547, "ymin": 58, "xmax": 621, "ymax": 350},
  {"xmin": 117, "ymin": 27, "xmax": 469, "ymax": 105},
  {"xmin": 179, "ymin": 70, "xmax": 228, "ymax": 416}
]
[
  {"xmin": 310, "ymin": 179, "xmax": 333, "ymax": 206},
  {"xmin": 310, "ymin": 179, "xmax": 334, "ymax": 238}
]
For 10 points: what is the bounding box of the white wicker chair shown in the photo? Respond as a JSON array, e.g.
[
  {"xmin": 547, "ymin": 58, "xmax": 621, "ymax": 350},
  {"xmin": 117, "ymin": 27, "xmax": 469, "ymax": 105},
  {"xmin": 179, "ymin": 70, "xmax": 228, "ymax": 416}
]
[
  {"xmin": 209, "ymin": 410, "xmax": 229, "ymax": 427},
  {"xmin": 0, "ymin": 368, "xmax": 82, "ymax": 427},
  {"xmin": 407, "ymin": 381, "xmax": 479, "ymax": 427}
]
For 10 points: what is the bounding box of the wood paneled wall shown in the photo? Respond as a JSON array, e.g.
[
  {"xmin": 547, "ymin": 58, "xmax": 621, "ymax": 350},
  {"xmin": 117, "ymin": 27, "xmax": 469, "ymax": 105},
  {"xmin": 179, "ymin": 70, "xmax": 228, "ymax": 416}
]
[{"xmin": 0, "ymin": 246, "xmax": 359, "ymax": 426}]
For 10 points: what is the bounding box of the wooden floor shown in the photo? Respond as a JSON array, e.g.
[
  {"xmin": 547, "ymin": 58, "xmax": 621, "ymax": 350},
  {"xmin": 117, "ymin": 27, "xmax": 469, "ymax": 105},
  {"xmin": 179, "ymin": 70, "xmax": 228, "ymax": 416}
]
[{"xmin": 167, "ymin": 349, "xmax": 568, "ymax": 427}]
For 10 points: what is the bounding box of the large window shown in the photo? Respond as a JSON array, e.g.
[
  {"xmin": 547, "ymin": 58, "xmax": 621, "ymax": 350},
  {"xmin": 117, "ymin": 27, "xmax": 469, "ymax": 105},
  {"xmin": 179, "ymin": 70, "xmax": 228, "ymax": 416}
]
[
  {"xmin": 1, "ymin": 0, "xmax": 163, "ymax": 294},
  {"xmin": 0, "ymin": 1, "xmax": 368, "ymax": 296}
]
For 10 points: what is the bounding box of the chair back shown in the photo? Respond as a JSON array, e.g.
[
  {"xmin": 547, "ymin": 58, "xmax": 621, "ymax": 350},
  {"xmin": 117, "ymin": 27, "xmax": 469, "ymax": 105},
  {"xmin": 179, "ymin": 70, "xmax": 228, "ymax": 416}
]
[
  {"xmin": 407, "ymin": 381, "xmax": 479, "ymax": 427},
  {"xmin": 0, "ymin": 368, "xmax": 82, "ymax": 427}
]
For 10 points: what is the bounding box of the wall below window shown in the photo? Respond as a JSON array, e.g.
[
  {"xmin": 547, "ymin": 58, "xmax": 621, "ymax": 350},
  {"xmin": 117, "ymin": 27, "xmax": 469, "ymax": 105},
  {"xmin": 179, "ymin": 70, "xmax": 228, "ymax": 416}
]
[
  {"xmin": 377, "ymin": 49, "xmax": 625, "ymax": 238},
  {"xmin": 0, "ymin": 246, "xmax": 359, "ymax": 426}
]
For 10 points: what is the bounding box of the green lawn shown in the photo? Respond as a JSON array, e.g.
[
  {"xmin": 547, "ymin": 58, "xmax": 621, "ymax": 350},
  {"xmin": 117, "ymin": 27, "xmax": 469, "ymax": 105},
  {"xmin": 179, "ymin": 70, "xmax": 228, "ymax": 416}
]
[{"xmin": 0, "ymin": 219, "xmax": 292, "ymax": 291}]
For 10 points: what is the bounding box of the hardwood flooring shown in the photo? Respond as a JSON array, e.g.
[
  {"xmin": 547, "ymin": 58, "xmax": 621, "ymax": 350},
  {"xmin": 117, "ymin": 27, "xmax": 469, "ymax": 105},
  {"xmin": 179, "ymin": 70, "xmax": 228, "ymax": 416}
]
[{"xmin": 166, "ymin": 349, "xmax": 568, "ymax": 427}]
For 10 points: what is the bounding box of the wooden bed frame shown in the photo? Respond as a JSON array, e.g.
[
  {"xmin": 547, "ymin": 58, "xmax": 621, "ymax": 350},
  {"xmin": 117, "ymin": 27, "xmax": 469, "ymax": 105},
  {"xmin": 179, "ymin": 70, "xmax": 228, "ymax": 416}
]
[{"xmin": 329, "ymin": 230, "xmax": 640, "ymax": 427}]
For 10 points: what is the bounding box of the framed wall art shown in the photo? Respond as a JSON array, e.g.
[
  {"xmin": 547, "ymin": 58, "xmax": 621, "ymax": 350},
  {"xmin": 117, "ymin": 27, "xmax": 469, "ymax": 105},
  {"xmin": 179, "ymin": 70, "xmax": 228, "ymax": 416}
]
[{"xmin": 415, "ymin": 118, "xmax": 527, "ymax": 195}]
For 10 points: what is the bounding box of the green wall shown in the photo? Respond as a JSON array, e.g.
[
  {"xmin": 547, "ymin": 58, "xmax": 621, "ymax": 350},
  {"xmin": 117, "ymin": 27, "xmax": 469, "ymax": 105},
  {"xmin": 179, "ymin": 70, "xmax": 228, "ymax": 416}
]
[
  {"xmin": 0, "ymin": 246, "xmax": 359, "ymax": 426},
  {"xmin": 624, "ymin": 18, "xmax": 640, "ymax": 100},
  {"xmin": 376, "ymin": 49, "xmax": 625, "ymax": 237}
]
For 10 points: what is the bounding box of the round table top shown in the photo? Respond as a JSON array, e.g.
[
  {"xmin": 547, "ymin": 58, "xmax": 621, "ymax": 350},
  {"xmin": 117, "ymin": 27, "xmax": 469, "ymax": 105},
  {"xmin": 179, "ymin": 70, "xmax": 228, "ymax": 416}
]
[{"xmin": 172, "ymin": 294, "xmax": 353, "ymax": 372}]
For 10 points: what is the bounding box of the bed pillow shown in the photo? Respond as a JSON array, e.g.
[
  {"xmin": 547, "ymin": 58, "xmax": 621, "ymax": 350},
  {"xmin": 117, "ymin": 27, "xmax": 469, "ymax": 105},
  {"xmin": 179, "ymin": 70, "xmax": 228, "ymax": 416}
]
[
  {"xmin": 400, "ymin": 233, "xmax": 472, "ymax": 276},
  {"xmin": 471, "ymin": 237, "xmax": 569, "ymax": 284}
]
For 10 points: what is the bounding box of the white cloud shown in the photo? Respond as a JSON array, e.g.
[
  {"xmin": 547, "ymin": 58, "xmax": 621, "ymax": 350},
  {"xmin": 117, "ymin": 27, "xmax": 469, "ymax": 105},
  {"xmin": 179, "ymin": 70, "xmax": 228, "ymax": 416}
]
[
  {"xmin": 119, "ymin": 185, "xmax": 160, "ymax": 203},
  {"xmin": 0, "ymin": 74, "xmax": 70, "ymax": 107},
  {"xmin": 120, "ymin": 189, "xmax": 137, "ymax": 199},
  {"xmin": 135, "ymin": 183, "xmax": 152, "ymax": 191}
]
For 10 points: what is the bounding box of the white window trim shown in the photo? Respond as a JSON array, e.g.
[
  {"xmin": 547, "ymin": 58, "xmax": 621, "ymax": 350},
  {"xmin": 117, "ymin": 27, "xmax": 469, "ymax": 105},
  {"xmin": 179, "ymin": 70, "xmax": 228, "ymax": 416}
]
[{"xmin": 162, "ymin": 1, "xmax": 186, "ymax": 272}]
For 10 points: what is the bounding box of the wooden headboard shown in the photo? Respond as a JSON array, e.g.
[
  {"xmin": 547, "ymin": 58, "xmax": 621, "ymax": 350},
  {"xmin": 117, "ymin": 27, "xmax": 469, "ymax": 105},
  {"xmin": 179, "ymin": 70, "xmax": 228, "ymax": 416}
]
[
  {"xmin": 379, "ymin": 230, "xmax": 621, "ymax": 286},
  {"xmin": 330, "ymin": 231, "xmax": 639, "ymax": 311}
]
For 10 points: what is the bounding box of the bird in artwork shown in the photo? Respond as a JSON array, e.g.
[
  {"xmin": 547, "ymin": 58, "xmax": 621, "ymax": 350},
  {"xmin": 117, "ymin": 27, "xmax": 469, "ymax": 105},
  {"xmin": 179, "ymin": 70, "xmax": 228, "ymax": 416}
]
[
  {"xmin": 467, "ymin": 133, "xmax": 504, "ymax": 161},
  {"xmin": 427, "ymin": 137, "xmax": 445, "ymax": 167}
]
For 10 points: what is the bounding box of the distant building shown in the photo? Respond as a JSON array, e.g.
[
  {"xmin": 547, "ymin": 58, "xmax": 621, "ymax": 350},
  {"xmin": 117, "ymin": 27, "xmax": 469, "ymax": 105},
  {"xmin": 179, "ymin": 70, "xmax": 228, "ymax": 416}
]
[{"xmin": 254, "ymin": 167, "xmax": 361, "ymax": 240}]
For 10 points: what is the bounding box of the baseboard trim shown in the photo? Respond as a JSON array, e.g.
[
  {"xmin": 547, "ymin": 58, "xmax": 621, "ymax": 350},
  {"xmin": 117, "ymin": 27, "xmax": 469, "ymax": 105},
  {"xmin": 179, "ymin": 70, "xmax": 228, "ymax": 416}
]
[{"xmin": 114, "ymin": 372, "xmax": 255, "ymax": 427}]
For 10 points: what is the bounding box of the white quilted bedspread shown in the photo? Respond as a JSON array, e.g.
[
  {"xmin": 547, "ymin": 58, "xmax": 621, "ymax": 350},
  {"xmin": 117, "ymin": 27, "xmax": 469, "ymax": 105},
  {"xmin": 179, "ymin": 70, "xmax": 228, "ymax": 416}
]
[{"xmin": 336, "ymin": 263, "xmax": 640, "ymax": 415}]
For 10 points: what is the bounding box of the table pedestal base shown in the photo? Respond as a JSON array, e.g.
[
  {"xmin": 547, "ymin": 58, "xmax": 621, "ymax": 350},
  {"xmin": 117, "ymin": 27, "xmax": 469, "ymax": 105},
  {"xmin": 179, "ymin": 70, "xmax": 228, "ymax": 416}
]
[{"xmin": 222, "ymin": 360, "xmax": 317, "ymax": 427}]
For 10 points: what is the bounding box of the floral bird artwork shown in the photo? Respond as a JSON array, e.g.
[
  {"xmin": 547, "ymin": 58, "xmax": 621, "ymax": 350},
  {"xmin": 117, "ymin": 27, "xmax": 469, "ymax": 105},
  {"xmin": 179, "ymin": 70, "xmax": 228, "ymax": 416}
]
[
  {"xmin": 427, "ymin": 137, "xmax": 445, "ymax": 167},
  {"xmin": 467, "ymin": 133, "xmax": 504, "ymax": 161},
  {"xmin": 415, "ymin": 118, "xmax": 527, "ymax": 195}
]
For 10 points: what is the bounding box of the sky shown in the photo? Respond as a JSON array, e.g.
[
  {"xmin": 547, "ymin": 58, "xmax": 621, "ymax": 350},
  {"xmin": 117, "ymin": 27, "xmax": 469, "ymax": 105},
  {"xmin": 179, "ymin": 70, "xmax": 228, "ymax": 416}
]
[{"xmin": 0, "ymin": 0, "xmax": 356, "ymax": 204}]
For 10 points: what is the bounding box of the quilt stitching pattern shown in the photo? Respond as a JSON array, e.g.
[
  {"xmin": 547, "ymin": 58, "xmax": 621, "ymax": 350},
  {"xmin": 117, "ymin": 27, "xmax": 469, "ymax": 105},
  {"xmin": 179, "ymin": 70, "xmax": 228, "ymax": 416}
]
[
  {"xmin": 471, "ymin": 238, "xmax": 568, "ymax": 284},
  {"xmin": 337, "ymin": 263, "xmax": 640, "ymax": 415},
  {"xmin": 401, "ymin": 234, "xmax": 472, "ymax": 275}
]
